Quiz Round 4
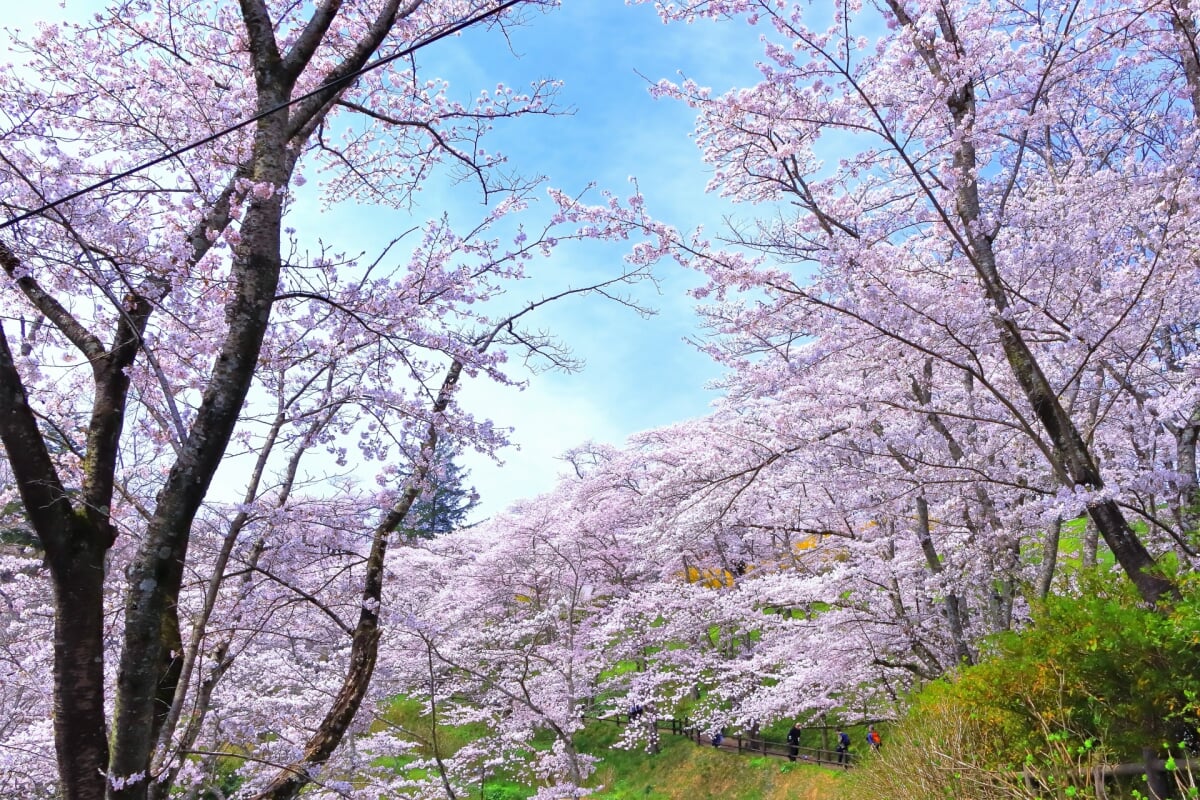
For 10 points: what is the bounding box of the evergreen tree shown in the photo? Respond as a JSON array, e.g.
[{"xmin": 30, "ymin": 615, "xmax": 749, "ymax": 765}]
[{"xmin": 404, "ymin": 446, "xmax": 478, "ymax": 539}]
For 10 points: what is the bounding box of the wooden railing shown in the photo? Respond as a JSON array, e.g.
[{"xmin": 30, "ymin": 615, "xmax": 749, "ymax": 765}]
[
  {"xmin": 600, "ymin": 713, "xmax": 1200, "ymax": 795},
  {"xmin": 598, "ymin": 713, "xmax": 855, "ymax": 768},
  {"xmin": 1021, "ymin": 752, "xmax": 1199, "ymax": 800}
]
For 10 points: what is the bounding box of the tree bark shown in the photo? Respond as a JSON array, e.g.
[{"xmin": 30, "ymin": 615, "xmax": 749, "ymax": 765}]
[
  {"xmin": 107, "ymin": 1, "xmax": 422, "ymax": 789},
  {"xmin": 1036, "ymin": 518, "xmax": 1061, "ymax": 601},
  {"xmin": 0, "ymin": 331, "xmax": 111, "ymax": 800},
  {"xmin": 1082, "ymin": 518, "xmax": 1099, "ymax": 569},
  {"xmin": 885, "ymin": 0, "xmax": 1175, "ymax": 604},
  {"xmin": 108, "ymin": 171, "xmax": 290, "ymax": 798},
  {"xmin": 0, "ymin": 232, "xmax": 153, "ymax": 800},
  {"xmin": 1173, "ymin": 415, "xmax": 1200, "ymax": 539},
  {"xmin": 915, "ymin": 497, "xmax": 973, "ymax": 666},
  {"xmin": 48, "ymin": 523, "xmax": 112, "ymax": 800},
  {"xmin": 248, "ymin": 362, "xmax": 462, "ymax": 800}
]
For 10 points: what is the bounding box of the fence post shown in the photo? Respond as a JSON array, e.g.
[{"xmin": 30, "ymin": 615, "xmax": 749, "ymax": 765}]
[
  {"xmin": 1093, "ymin": 765, "xmax": 1107, "ymax": 800},
  {"xmin": 1143, "ymin": 748, "xmax": 1169, "ymax": 800}
]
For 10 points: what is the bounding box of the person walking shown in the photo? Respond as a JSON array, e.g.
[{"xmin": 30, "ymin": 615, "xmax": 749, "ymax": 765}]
[
  {"xmin": 835, "ymin": 728, "xmax": 851, "ymax": 768},
  {"xmin": 786, "ymin": 722, "xmax": 802, "ymax": 762},
  {"xmin": 867, "ymin": 724, "xmax": 882, "ymax": 751}
]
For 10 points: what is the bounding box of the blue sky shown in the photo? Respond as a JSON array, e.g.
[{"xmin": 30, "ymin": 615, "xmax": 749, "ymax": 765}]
[
  {"xmin": 4, "ymin": 0, "xmax": 764, "ymax": 518},
  {"xmin": 417, "ymin": 2, "xmax": 764, "ymax": 516}
]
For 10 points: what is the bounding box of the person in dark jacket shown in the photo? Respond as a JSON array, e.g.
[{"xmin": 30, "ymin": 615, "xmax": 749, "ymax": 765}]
[
  {"xmin": 835, "ymin": 729, "xmax": 850, "ymax": 767},
  {"xmin": 786, "ymin": 722, "xmax": 802, "ymax": 761}
]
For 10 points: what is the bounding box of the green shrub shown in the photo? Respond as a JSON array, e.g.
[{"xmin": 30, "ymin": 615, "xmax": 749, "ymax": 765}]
[
  {"xmin": 962, "ymin": 568, "xmax": 1200, "ymax": 761},
  {"xmin": 835, "ymin": 692, "xmax": 1019, "ymax": 800},
  {"xmin": 483, "ymin": 780, "xmax": 531, "ymax": 800},
  {"xmin": 838, "ymin": 568, "xmax": 1200, "ymax": 800}
]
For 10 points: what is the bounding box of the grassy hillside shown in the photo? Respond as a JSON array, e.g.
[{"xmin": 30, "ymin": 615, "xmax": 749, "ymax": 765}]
[
  {"xmin": 379, "ymin": 696, "xmax": 851, "ymax": 799},
  {"xmin": 577, "ymin": 723, "xmax": 846, "ymax": 800},
  {"xmin": 379, "ymin": 566, "xmax": 1200, "ymax": 800}
]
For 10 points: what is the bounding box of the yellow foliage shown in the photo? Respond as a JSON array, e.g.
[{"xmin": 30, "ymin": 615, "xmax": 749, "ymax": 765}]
[
  {"xmin": 683, "ymin": 565, "xmax": 735, "ymax": 588},
  {"xmin": 673, "ymin": 534, "xmax": 834, "ymax": 589}
]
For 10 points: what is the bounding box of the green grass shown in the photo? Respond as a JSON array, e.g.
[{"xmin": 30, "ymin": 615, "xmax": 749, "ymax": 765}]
[
  {"xmin": 577, "ymin": 722, "xmax": 845, "ymax": 800},
  {"xmin": 1020, "ymin": 514, "xmax": 1119, "ymax": 574},
  {"xmin": 376, "ymin": 697, "xmax": 850, "ymax": 800}
]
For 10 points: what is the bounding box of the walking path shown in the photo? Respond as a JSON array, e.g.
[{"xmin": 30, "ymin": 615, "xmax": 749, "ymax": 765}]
[{"xmin": 598, "ymin": 713, "xmax": 856, "ymax": 769}]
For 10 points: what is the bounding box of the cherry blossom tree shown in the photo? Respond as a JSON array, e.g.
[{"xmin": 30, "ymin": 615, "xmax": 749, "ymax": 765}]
[
  {"xmin": 296, "ymin": 0, "xmax": 1200, "ymax": 772},
  {"xmin": 568, "ymin": 406, "xmax": 998, "ymax": 731},
  {"xmin": 10, "ymin": 1, "xmax": 1200, "ymax": 795},
  {"xmin": 400, "ymin": 507, "xmax": 604, "ymax": 796},
  {"xmin": 640, "ymin": 0, "xmax": 1200, "ymax": 604},
  {"xmin": 0, "ymin": 1, "xmax": 674, "ymax": 798}
]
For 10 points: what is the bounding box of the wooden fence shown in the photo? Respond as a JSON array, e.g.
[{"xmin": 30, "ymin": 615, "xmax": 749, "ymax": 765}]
[
  {"xmin": 601, "ymin": 713, "xmax": 1199, "ymax": 795},
  {"xmin": 599, "ymin": 713, "xmax": 855, "ymax": 768},
  {"xmin": 1022, "ymin": 751, "xmax": 1199, "ymax": 800}
]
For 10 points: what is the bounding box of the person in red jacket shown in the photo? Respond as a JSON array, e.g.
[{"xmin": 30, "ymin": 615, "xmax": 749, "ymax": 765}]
[{"xmin": 867, "ymin": 724, "xmax": 882, "ymax": 751}]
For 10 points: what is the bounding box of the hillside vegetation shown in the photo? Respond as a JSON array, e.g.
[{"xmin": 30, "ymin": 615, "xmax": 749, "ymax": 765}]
[
  {"xmin": 380, "ymin": 566, "xmax": 1200, "ymax": 800},
  {"xmin": 577, "ymin": 725, "xmax": 844, "ymax": 800}
]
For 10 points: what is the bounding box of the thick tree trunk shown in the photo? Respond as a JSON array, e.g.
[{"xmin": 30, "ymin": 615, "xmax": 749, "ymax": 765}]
[
  {"xmin": 0, "ymin": 327, "xmax": 107, "ymax": 800},
  {"xmin": 0, "ymin": 306, "xmax": 145, "ymax": 800},
  {"xmin": 149, "ymin": 399, "xmax": 325, "ymax": 798},
  {"xmin": 991, "ymin": 243, "xmax": 1171, "ymax": 604},
  {"xmin": 1082, "ymin": 518, "xmax": 1099, "ymax": 569},
  {"xmin": 988, "ymin": 312, "xmax": 1166, "ymax": 599},
  {"xmin": 949, "ymin": 51, "xmax": 1171, "ymax": 604},
  {"xmin": 882, "ymin": 0, "xmax": 1177, "ymax": 605},
  {"xmin": 106, "ymin": 2, "xmax": 418, "ymax": 793},
  {"xmin": 49, "ymin": 527, "xmax": 112, "ymax": 800},
  {"xmin": 953, "ymin": 105, "xmax": 1170, "ymax": 601},
  {"xmin": 106, "ymin": 65, "xmax": 293, "ymax": 794},
  {"xmin": 108, "ymin": 184, "xmax": 288, "ymax": 799},
  {"xmin": 0, "ymin": 442, "xmax": 107, "ymax": 800}
]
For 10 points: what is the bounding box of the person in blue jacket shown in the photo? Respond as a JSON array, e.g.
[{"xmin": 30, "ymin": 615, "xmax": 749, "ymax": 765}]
[
  {"xmin": 835, "ymin": 728, "xmax": 851, "ymax": 767},
  {"xmin": 867, "ymin": 724, "xmax": 881, "ymax": 751}
]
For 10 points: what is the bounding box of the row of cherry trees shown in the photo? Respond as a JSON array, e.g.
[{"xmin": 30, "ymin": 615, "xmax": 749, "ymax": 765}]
[
  {"xmin": 367, "ymin": 0, "xmax": 1200, "ymax": 792},
  {"xmin": 647, "ymin": 0, "xmax": 1200, "ymax": 746},
  {"xmin": 2, "ymin": 0, "xmax": 1200, "ymax": 798},
  {"xmin": 594, "ymin": 0, "xmax": 1200, "ymax": 747}
]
